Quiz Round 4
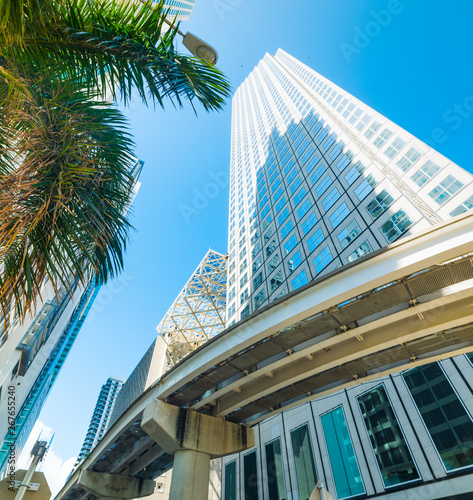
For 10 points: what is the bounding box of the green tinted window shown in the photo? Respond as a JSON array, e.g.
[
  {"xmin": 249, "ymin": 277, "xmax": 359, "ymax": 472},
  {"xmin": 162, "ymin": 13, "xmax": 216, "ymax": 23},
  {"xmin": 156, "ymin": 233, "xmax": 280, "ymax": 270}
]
[
  {"xmin": 358, "ymin": 385, "xmax": 420, "ymax": 487},
  {"xmin": 321, "ymin": 407, "xmax": 365, "ymax": 498},
  {"xmin": 265, "ymin": 439, "xmax": 286, "ymax": 500},
  {"xmin": 403, "ymin": 363, "xmax": 473, "ymax": 471},
  {"xmin": 224, "ymin": 461, "xmax": 237, "ymax": 500},
  {"xmin": 290, "ymin": 424, "xmax": 317, "ymax": 499},
  {"xmin": 244, "ymin": 450, "xmax": 259, "ymax": 500}
]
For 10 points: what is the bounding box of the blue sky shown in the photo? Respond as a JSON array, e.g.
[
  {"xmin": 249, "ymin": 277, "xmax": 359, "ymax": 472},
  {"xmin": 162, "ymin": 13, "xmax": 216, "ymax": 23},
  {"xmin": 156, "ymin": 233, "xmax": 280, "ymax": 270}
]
[{"xmin": 29, "ymin": 0, "xmax": 473, "ymax": 489}]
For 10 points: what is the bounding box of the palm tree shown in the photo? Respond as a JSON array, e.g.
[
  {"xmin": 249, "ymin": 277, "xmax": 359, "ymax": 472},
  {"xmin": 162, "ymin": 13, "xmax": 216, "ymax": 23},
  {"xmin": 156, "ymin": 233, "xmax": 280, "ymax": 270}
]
[{"xmin": 0, "ymin": 0, "xmax": 231, "ymax": 323}]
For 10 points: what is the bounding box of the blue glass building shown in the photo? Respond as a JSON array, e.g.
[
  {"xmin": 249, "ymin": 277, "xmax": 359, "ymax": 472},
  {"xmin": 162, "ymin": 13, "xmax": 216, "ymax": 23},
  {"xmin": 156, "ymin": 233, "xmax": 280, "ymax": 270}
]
[{"xmin": 222, "ymin": 50, "xmax": 473, "ymax": 500}]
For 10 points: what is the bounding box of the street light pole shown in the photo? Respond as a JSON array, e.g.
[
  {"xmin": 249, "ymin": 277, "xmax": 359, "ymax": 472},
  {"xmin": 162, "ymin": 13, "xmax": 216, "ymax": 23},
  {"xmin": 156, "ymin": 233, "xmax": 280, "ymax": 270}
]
[
  {"xmin": 137, "ymin": 0, "xmax": 219, "ymax": 64},
  {"xmin": 162, "ymin": 18, "xmax": 219, "ymax": 65}
]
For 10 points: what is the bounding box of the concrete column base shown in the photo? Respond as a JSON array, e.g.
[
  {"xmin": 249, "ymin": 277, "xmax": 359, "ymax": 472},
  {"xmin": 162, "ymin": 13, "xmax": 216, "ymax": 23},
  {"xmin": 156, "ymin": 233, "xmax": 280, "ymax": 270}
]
[
  {"xmin": 141, "ymin": 399, "xmax": 254, "ymax": 457},
  {"xmin": 169, "ymin": 449, "xmax": 211, "ymax": 500},
  {"xmin": 141, "ymin": 400, "xmax": 255, "ymax": 500}
]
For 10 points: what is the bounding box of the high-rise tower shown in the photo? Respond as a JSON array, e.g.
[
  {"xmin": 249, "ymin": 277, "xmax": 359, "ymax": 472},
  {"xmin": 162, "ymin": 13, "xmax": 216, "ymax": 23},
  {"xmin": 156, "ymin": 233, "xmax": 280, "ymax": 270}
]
[
  {"xmin": 222, "ymin": 50, "xmax": 473, "ymax": 500},
  {"xmin": 74, "ymin": 377, "xmax": 123, "ymax": 467},
  {"xmin": 226, "ymin": 49, "xmax": 473, "ymax": 325},
  {"xmin": 161, "ymin": 0, "xmax": 196, "ymax": 21}
]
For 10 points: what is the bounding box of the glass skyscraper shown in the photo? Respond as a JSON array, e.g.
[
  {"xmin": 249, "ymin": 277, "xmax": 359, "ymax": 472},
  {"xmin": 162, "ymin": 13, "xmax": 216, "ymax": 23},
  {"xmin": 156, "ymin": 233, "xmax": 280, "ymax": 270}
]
[
  {"xmin": 222, "ymin": 50, "xmax": 473, "ymax": 500},
  {"xmin": 161, "ymin": 0, "xmax": 196, "ymax": 21},
  {"xmin": 74, "ymin": 377, "xmax": 124, "ymax": 468},
  {"xmin": 226, "ymin": 49, "xmax": 473, "ymax": 325}
]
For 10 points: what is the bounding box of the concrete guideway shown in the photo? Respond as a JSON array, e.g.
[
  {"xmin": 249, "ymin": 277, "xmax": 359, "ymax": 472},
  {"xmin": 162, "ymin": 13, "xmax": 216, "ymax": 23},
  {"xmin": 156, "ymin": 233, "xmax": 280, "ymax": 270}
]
[{"xmin": 55, "ymin": 213, "xmax": 473, "ymax": 500}]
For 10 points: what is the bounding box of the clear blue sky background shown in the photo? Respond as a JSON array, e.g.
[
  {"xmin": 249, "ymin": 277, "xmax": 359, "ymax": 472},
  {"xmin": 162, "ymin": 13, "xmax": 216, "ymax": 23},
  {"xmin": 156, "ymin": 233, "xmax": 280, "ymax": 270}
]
[{"xmin": 34, "ymin": 0, "xmax": 473, "ymax": 472}]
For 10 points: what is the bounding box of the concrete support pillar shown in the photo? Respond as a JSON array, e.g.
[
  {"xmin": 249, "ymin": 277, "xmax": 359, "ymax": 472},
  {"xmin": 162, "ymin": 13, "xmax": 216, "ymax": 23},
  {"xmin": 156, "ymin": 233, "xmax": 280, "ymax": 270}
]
[
  {"xmin": 141, "ymin": 400, "xmax": 255, "ymax": 500},
  {"xmin": 169, "ymin": 450, "xmax": 210, "ymax": 500}
]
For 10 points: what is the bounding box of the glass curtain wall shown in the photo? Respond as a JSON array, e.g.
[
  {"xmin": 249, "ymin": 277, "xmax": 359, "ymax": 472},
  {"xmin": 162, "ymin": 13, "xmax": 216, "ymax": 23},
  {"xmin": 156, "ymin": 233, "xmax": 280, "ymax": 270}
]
[
  {"xmin": 265, "ymin": 438, "xmax": 286, "ymax": 500},
  {"xmin": 290, "ymin": 424, "xmax": 318, "ymax": 500},
  {"xmin": 403, "ymin": 363, "xmax": 473, "ymax": 471},
  {"xmin": 321, "ymin": 406, "xmax": 365, "ymax": 498},
  {"xmin": 358, "ymin": 385, "xmax": 420, "ymax": 487},
  {"xmin": 244, "ymin": 450, "xmax": 259, "ymax": 500}
]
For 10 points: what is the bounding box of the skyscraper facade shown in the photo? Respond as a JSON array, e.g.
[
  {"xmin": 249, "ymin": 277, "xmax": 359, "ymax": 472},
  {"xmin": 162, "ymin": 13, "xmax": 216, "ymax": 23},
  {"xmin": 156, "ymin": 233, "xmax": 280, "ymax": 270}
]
[
  {"xmin": 222, "ymin": 50, "xmax": 473, "ymax": 499},
  {"xmin": 226, "ymin": 49, "xmax": 473, "ymax": 325},
  {"xmin": 161, "ymin": 0, "xmax": 196, "ymax": 21},
  {"xmin": 0, "ymin": 281, "xmax": 101, "ymax": 474},
  {"xmin": 74, "ymin": 377, "xmax": 124, "ymax": 467}
]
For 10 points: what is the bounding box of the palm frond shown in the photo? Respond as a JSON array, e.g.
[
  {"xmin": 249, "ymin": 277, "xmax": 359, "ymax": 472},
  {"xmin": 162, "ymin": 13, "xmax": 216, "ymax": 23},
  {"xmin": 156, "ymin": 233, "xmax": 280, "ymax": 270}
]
[
  {"xmin": 2, "ymin": 0, "xmax": 231, "ymax": 109},
  {"xmin": 0, "ymin": 0, "xmax": 55, "ymax": 44},
  {"xmin": 0, "ymin": 68, "xmax": 136, "ymax": 321},
  {"xmin": 0, "ymin": 0, "xmax": 232, "ymax": 322}
]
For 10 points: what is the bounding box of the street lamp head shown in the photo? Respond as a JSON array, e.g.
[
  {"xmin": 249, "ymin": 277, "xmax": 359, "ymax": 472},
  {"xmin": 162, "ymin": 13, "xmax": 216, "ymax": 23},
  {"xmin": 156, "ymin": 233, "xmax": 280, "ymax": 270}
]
[{"xmin": 182, "ymin": 32, "xmax": 219, "ymax": 65}]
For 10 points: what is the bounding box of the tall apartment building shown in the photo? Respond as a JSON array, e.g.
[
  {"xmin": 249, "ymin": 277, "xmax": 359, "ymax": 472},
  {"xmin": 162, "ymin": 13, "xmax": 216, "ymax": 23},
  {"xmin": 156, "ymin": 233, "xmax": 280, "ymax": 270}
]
[
  {"xmin": 161, "ymin": 0, "xmax": 196, "ymax": 21},
  {"xmin": 0, "ymin": 160, "xmax": 143, "ymax": 475},
  {"xmin": 222, "ymin": 50, "xmax": 473, "ymax": 499},
  {"xmin": 75, "ymin": 377, "xmax": 124, "ymax": 466},
  {"xmin": 226, "ymin": 49, "xmax": 473, "ymax": 325}
]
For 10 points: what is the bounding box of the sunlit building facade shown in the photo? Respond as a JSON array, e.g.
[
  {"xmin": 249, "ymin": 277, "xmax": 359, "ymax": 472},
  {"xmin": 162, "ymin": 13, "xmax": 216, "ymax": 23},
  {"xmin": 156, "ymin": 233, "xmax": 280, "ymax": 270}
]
[
  {"xmin": 75, "ymin": 377, "xmax": 124, "ymax": 467},
  {"xmin": 226, "ymin": 50, "xmax": 473, "ymax": 325},
  {"xmin": 222, "ymin": 50, "xmax": 473, "ymax": 500},
  {"xmin": 162, "ymin": 0, "xmax": 196, "ymax": 21}
]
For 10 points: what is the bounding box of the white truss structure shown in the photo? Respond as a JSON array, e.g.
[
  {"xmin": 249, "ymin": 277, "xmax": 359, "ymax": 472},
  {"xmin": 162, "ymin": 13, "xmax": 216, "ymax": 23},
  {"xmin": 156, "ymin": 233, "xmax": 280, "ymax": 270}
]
[{"xmin": 156, "ymin": 249, "xmax": 227, "ymax": 369}]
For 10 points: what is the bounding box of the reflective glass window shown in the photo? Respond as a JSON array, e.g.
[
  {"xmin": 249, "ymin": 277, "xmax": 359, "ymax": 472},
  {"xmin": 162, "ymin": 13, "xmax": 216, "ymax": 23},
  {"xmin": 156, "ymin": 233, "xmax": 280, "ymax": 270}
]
[
  {"xmin": 397, "ymin": 148, "xmax": 422, "ymax": 172},
  {"xmin": 290, "ymin": 424, "xmax": 317, "ymax": 499},
  {"xmin": 347, "ymin": 241, "xmax": 373, "ymax": 262},
  {"xmin": 292, "ymin": 269, "xmax": 308, "ymax": 290},
  {"xmin": 366, "ymin": 189, "xmax": 394, "ymax": 219},
  {"xmin": 384, "ymin": 137, "xmax": 406, "ymax": 159},
  {"xmin": 330, "ymin": 203, "xmax": 350, "ymax": 229},
  {"xmin": 321, "ymin": 407, "xmax": 365, "ymax": 499},
  {"xmin": 313, "ymin": 247, "xmax": 333, "ymax": 274},
  {"xmin": 450, "ymin": 195, "xmax": 473, "ymax": 217},
  {"xmin": 344, "ymin": 161, "xmax": 365, "ymax": 185},
  {"xmin": 354, "ymin": 174, "xmax": 377, "ymax": 201},
  {"xmin": 428, "ymin": 175, "xmax": 464, "ymax": 205},
  {"xmin": 322, "ymin": 188, "xmax": 341, "ymax": 211},
  {"xmin": 358, "ymin": 385, "xmax": 420, "ymax": 487},
  {"xmin": 380, "ymin": 210, "xmax": 413, "ymax": 243},
  {"xmin": 244, "ymin": 451, "xmax": 259, "ymax": 500},
  {"xmin": 411, "ymin": 160, "xmax": 440, "ymax": 187},
  {"xmin": 265, "ymin": 439, "xmax": 286, "ymax": 500},
  {"xmin": 316, "ymin": 175, "xmax": 332, "ymax": 197},
  {"xmin": 338, "ymin": 220, "xmax": 361, "ymax": 249},
  {"xmin": 403, "ymin": 363, "xmax": 473, "ymax": 471},
  {"xmin": 302, "ymin": 213, "xmax": 317, "ymax": 234},
  {"xmin": 307, "ymin": 228, "xmax": 324, "ymax": 253},
  {"xmin": 224, "ymin": 461, "xmax": 237, "ymax": 500},
  {"xmin": 284, "ymin": 235, "xmax": 297, "ymax": 254}
]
